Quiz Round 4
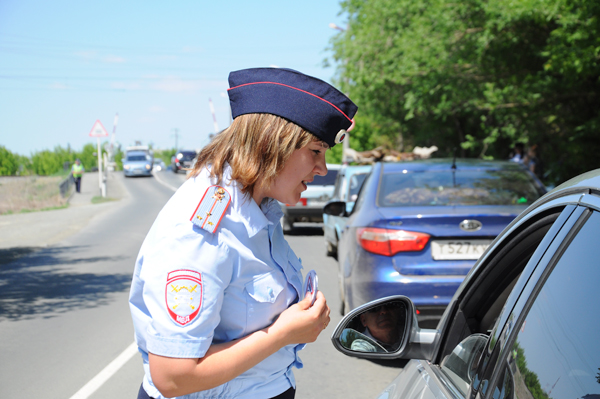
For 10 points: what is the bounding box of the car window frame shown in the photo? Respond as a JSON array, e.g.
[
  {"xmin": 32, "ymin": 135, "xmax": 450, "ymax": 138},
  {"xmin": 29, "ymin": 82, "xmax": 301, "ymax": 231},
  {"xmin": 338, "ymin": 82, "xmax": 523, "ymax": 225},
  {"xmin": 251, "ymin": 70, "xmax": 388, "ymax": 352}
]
[
  {"xmin": 419, "ymin": 194, "xmax": 586, "ymax": 399},
  {"xmin": 332, "ymin": 168, "xmax": 345, "ymax": 200},
  {"xmin": 482, "ymin": 202, "xmax": 597, "ymax": 399},
  {"xmin": 348, "ymin": 166, "xmax": 375, "ymax": 216}
]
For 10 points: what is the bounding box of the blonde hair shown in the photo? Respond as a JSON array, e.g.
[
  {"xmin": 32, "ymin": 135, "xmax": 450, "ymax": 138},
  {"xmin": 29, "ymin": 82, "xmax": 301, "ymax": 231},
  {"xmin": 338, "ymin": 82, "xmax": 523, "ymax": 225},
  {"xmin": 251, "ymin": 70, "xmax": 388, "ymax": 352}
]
[{"xmin": 190, "ymin": 113, "xmax": 315, "ymax": 199}]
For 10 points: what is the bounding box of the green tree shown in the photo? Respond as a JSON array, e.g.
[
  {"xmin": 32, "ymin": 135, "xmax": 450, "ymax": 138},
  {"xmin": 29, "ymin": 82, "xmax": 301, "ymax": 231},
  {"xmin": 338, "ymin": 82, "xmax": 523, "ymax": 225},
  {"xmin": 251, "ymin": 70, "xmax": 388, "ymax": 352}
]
[
  {"xmin": 76, "ymin": 143, "xmax": 98, "ymax": 171},
  {"xmin": 329, "ymin": 0, "xmax": 600, "ymax": 185},
  {"xmin": 16, "ymin": 154, "xmax": 33, "ymax": 175},
  {"xmin": 30, "ymin": 145, "xmax": 77, "ymax": 176},
  {"xmin": 0, "ymin": 145, "xmax": 19, "ymax": 176},
  {"xmin": 31, "ymin": 149, "xmax": 61, "ymax": 175},
  {"xmin": 153, "ymin": 148, "xmax": 177, "ymax": 165}
]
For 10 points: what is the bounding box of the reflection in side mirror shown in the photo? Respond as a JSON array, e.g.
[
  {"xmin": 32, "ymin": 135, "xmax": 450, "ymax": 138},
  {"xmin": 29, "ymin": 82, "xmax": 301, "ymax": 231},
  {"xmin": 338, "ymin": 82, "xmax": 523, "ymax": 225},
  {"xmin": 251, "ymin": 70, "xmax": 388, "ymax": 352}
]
[
  {"xmin": 331, "ymin": 295, "xmax": 439, "ymax": 360},
  {"xmin": 324, "ymin": 201, "xmax": 346, "ymax": 217},
  {"xmin": 331, "ymin": 296, "xmax": 412, "ymax": 358}
]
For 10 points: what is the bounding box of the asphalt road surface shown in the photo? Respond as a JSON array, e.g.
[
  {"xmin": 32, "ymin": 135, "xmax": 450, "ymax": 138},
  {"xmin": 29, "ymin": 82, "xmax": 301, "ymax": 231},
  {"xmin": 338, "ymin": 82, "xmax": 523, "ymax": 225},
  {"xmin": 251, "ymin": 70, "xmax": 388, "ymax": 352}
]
[{"xmin": 0, "ymin": 169, "xmax": 403, "ymax": 398}]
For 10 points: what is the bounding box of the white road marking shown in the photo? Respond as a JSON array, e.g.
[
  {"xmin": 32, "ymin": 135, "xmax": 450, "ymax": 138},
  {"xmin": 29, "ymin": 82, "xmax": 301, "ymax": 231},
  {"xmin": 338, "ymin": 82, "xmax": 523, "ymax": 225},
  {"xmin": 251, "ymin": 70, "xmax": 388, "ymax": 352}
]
[
  {"xmin": 69, "ymin": 342, "xmax": 139, "ymax": 399},
  {"xmin": 152, "ymin": 171, "xmax": 179, "ymax": 192}
]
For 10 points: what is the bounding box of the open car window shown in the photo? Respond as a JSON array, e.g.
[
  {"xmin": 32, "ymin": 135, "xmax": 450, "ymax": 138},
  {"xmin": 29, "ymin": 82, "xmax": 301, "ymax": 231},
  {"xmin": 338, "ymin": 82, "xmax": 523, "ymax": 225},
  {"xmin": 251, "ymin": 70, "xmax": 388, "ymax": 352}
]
[
  {"xmin": 493, "ymin": 208, "xmax": 600, "ymax": 399},
  {"xmin": 434, "ymin": 207, "xmax": 571, "ymax": 395}
]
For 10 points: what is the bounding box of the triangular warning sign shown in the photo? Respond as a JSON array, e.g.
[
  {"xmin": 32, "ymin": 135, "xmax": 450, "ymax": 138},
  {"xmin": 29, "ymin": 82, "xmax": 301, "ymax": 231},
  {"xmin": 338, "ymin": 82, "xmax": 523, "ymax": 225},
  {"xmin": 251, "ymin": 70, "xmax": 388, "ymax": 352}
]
[{"xmin": 88, "ymin": 120, "xmax": 109, "ymax": 137}]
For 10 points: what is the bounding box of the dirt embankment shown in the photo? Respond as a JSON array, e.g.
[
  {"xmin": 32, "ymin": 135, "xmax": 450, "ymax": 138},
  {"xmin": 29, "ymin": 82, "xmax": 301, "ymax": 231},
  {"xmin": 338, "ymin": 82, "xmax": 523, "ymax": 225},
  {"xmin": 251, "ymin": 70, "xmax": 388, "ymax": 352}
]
[{"xmin": 0, "ymin": 176, "xmax": 71, "ymax": 214}]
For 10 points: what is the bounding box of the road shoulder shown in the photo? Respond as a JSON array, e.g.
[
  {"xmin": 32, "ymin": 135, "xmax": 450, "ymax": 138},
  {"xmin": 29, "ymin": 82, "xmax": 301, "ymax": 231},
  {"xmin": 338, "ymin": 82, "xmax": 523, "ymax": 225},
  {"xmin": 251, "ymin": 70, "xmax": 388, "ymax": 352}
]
[{"xmin": 0, "ymin": 171, "xmax": 130, "ymax": 261}]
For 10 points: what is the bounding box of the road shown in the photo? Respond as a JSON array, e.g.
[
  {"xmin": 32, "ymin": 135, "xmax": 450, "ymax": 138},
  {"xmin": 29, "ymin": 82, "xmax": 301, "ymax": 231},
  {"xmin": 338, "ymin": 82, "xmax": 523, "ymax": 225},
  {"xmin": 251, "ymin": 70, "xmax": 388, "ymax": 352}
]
[{"xmin": 0, "ymin": 169, "xmax": 403, "ymax": 398}]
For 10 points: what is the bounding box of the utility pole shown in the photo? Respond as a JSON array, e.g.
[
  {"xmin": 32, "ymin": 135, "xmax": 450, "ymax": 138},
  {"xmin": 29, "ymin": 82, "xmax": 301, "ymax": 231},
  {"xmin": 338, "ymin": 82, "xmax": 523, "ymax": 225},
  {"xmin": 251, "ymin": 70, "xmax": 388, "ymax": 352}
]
[{"xmin": 171, "ymin": 128, "xmax": 180, "ymax": 151}]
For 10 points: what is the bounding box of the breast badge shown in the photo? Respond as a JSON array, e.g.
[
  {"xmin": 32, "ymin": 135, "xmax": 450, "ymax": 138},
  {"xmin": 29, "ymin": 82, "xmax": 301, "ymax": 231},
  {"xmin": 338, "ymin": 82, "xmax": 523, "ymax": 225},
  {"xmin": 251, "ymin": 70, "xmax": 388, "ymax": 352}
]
[
  {"xmin": 166, "ymin": 269, "xmax": 203, "ymax": 326},
  {"xmin": 190, "ymin": 186, "xmax": 231, "ymax": 234}
]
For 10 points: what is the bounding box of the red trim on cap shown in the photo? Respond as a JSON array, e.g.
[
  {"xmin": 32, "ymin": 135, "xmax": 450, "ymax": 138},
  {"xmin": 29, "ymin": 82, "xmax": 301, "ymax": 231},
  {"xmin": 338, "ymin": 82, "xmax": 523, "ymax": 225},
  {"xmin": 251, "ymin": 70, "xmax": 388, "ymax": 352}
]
[{"xmin": 228, "ymin": 81, "xmax": 353, "ymax": 123}]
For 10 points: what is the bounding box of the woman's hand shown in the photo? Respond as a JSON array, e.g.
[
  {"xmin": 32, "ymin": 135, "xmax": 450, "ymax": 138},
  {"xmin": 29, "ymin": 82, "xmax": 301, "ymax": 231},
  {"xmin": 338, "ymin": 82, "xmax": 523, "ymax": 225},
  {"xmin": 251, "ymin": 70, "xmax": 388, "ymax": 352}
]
[
  {"xmin": 268, "ymin": 291, "xmax": 331, "ymax": 346},
  {"xmin": 150, "ymin": 291, "xmax": 330, "ymax": 397}
]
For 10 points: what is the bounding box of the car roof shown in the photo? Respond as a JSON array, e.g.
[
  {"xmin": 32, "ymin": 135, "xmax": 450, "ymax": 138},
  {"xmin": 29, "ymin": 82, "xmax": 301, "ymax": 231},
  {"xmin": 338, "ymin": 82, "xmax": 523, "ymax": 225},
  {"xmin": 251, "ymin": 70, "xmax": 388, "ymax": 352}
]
[
  {"xmin": 342, "ymin": 165, "xmax": 372, "ymax": 174},
  {"xmin": 381, "ymin": 158, "xmax": 527, "ymax": 172},
  {"xmin": 550, "ymin": 167, "xmax": 600, "ymax": 192}
]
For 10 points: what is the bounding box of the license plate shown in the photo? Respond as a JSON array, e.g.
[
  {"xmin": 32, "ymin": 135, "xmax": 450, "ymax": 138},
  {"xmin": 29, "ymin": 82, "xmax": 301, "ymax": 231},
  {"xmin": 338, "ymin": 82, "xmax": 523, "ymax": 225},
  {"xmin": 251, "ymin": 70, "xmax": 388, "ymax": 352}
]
[{"xmin": 430, "ymin": 240, "xmax": 491, "ymax": 260}]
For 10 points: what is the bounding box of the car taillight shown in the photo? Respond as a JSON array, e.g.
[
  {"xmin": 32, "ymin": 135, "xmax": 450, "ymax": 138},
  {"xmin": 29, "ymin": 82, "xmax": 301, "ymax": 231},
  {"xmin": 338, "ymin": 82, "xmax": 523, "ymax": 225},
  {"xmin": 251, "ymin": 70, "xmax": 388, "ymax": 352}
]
[{"xmin": 356, "ymin": 227, "xmax": 430, "ymax": 256}]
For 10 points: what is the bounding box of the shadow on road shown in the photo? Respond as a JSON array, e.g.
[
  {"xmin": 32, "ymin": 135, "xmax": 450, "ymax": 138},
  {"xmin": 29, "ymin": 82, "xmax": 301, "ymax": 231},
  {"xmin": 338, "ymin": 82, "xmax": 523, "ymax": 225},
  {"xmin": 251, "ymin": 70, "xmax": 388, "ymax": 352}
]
[{"xmin": 0, "ymin": 246, "xmax": 131, "ymax": 321}]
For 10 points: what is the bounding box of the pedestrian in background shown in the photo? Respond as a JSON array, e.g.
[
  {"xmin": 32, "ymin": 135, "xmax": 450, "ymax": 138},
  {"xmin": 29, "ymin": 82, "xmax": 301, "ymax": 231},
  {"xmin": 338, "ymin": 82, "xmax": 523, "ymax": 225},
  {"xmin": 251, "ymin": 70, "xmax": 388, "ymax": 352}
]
[
  {"xmin": 509, "ymin": 143, "xmax": 525, "ymax": 163},
  {"xmin": 70, "ymin": 159, "xmax": 84, "ymax": 193},
  {"xmin": 526, "ymin": 144, "xmax": 543, "ymax": 180},
  {"xmin": 129, "ymin": 67, "xmax": 357, "ymax": 399}
]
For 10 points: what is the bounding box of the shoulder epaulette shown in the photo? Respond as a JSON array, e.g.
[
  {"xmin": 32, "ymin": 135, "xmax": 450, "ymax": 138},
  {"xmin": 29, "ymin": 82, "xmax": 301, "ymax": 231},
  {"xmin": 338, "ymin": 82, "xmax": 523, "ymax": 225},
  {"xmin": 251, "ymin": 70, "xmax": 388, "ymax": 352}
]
[{"xmin": 190, "ymin": 185, "xmax": 231, "ymax": 234}]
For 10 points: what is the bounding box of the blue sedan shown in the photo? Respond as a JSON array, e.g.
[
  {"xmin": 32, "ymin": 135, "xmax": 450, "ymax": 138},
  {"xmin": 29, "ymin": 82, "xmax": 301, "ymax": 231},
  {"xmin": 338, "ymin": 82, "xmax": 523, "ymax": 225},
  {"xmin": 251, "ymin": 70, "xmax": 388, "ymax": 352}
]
[{"xmin": 325, "ymin": 158, "xmax": 546, "ymax": 324}]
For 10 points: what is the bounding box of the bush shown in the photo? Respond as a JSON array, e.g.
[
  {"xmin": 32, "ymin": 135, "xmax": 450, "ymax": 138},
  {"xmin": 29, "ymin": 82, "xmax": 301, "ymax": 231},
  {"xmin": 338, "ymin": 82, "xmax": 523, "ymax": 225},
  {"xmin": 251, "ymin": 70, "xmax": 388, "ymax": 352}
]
[{"xmin": 0, "ymin": 145, "xmax": 19, "ymax": 176}]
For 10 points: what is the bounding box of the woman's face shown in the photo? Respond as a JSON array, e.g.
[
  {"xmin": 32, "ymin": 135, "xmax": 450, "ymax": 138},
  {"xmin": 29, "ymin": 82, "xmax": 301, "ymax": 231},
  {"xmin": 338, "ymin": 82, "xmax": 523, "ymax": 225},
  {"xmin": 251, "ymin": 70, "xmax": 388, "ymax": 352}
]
[{"xmin": 255, "ymin": 139, "xmax": 328, "ymax": 205}]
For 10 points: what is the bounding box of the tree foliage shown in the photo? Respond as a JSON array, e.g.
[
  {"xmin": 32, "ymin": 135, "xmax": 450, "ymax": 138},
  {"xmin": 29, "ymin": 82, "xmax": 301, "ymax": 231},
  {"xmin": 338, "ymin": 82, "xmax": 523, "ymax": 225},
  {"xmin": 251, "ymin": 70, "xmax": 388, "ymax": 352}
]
[
  {"xmin": 0, "ymin": 143, "xmax": 105, "ymax": 176},
  {"xmin": 329, "ymin": 0, "xmax": 600, "ymax": 184},
  {"xmin": 0, "ymin": 145, "xmax": 19, "ymax": 176}
]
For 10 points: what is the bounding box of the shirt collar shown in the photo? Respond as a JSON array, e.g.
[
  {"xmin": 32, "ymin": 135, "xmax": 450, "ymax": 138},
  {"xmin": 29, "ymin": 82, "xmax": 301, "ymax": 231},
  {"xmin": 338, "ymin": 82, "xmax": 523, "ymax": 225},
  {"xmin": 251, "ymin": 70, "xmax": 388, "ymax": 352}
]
[{"xmin": 220, "ymin": 165, "xmax": 283, "ymax": 238}]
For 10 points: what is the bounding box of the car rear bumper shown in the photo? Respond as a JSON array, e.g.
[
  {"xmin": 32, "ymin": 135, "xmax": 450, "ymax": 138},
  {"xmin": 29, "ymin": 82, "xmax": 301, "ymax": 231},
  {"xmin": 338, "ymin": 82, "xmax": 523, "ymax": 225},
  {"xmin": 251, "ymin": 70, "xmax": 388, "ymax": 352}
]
[
  {"xmin": 346, "ymin": 252, "xmax": 470, "ymax": 312},
  {"xmin": 124, "ymin": 169, "xmax": 152, "ymax": 176}
]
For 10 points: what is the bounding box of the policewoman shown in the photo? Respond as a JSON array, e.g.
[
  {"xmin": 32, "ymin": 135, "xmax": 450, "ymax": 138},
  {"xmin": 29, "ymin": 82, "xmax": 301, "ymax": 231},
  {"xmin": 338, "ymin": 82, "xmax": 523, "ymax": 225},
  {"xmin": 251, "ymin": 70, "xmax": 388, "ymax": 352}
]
[{"xmin": 129, "ymin": 67, "xmax": 357, "ymax": 399}]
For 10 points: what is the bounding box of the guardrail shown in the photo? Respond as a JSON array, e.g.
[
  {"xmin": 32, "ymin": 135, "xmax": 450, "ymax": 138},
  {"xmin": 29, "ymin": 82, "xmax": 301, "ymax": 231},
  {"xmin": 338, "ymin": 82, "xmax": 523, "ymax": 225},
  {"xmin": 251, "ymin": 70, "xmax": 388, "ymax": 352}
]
[{"xmin": 59, "ymin": 174, "xmax": 75, "ymax": 198}]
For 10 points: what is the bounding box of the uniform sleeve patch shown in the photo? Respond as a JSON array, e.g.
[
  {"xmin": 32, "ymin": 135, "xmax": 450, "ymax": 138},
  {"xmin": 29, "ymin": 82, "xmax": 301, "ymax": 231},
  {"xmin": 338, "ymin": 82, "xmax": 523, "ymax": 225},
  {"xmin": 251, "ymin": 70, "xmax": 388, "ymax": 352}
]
[
  {"xmin": 165, "ymin": 269, "xmax": 203, "ymax": 326},
  {"xmin": 190, "ymin": 185, "xmax": 232, "ymax": 234}
]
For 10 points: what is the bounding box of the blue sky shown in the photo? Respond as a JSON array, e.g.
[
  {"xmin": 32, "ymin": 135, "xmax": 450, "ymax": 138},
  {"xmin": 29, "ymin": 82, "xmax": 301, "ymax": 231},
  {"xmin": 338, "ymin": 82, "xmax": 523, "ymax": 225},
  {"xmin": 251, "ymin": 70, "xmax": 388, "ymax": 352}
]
[{"xmin": 0, "ymin": 0, "xmax": 348, "ymax": 155}]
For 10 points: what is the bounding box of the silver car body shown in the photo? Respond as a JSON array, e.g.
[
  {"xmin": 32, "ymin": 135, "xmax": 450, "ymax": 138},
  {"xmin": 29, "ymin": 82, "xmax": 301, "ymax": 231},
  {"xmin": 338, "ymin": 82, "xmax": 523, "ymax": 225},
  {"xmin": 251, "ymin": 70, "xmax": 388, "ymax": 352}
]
[
  {"xmin": 323, "ymin": 164, "xmax": 371, "ymax": 256},
  {"xmin": 332, "ymin": 168, "xmax": 600, "ymax": 399}
]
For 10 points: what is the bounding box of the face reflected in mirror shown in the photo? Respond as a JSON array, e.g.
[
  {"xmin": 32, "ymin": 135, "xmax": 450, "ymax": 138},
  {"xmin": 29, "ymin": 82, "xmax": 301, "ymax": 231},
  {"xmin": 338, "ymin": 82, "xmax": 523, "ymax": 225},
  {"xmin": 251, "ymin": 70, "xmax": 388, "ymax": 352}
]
[
  {"xmin": 339, "ymin": 301, "xmax": 407, "ymax": 353},
  {"xmin": 360, "ymin": 305, "xmax": 401, "ymax": 345}
]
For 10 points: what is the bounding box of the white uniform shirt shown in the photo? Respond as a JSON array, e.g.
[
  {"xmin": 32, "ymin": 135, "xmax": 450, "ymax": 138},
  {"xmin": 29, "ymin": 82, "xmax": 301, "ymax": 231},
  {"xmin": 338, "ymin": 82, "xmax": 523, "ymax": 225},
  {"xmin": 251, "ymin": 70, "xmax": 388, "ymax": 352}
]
[{"xmin": 129, "ymin": 165, "xmax": 305, "ymax": 399}]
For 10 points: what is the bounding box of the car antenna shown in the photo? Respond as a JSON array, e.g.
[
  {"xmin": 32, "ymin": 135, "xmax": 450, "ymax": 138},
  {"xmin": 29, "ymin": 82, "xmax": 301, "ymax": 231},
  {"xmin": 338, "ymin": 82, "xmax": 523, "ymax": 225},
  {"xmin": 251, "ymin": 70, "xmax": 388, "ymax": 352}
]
[
  {"xmin": 451, "ymin": 148, "xmax": 457, "ymax": 187},
  {"xmin": 451, "ymin": 147, "xmax": 457, "ymax": 170}
]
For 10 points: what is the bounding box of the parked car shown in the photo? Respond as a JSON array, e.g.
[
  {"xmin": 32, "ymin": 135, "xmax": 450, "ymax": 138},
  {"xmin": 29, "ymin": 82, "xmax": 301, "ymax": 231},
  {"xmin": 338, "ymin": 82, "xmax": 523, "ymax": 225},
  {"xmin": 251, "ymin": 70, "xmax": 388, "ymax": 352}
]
[
  {"xmin": 324, "ymin": 159, "xmax": 546, "ymax": 321},
  {"xmin": 172, "ymin": 150, "xmax": 197, "ymax": 174},
  {"xmin": 153, "ymin": 158, "xmax": 166, "ymax": 172},
  {"xmin": 280, "ymin": 163, "xmax": 341, "ymax": 232},
  {"xmin": 331, "ymin": 167, "xmax": 600, "ymax": 399},
  {"xmin": 323, "ymin": 164, "xmax": 372, "ymax": 257},
  {"xmin": 122, "ymin": 151, "xmax": 153, "ymax": 177}
]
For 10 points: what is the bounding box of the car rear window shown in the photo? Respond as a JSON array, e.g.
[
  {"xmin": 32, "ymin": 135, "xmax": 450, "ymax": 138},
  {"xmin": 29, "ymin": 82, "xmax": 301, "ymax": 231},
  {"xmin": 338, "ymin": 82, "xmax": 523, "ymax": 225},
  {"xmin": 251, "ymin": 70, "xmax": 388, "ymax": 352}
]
[
  {"xmin": 378, "ymin": 169, "xmax": 543, "ymax": 207},
  {"xmin": 178, "ymin": 152, "xmax": 196, "ymax": 161},
  {"xmin": 308, "ymin": 170, "xmax": 338, "ymax": 186}
]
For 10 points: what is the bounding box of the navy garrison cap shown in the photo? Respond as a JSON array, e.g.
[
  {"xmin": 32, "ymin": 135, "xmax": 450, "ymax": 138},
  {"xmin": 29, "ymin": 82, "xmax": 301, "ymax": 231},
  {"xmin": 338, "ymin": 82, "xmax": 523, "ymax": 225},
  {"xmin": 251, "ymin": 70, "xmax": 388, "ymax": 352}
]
[{"xmin": 227, "ymin": 67, "xmax": 358, "ymax": 148}]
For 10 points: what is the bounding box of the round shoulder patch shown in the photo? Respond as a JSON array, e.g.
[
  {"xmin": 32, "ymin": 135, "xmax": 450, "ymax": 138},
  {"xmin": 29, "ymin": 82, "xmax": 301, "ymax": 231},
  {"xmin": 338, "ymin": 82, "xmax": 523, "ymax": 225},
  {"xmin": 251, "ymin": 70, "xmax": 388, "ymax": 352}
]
[{"xmin": 165, "ymin": 269, "xmax": 203, "ymax": 326}]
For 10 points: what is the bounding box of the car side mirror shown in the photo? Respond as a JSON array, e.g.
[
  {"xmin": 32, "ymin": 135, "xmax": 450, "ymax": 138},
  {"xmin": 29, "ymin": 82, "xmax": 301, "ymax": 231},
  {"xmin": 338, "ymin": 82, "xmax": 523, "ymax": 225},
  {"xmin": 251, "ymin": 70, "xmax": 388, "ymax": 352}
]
[
  {"xmin": 324, "ymin": 201, "xmax": 347, "ymax": 216},
  {"xmin": 331, "ymin": 296, "xmax": 439, "ymax": 360}
]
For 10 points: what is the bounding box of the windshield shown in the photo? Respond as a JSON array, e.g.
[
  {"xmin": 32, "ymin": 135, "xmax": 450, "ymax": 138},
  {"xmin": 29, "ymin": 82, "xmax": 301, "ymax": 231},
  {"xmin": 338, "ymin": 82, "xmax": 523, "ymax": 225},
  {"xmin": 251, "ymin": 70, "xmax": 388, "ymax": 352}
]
[
  {"xmin": 308, "ymin": 170, "xmax": 338, "ymax": 186},
  {"xmin": 378, "ymin": 169, "xmax": 543, "ymax": 207},
  {"xmin": 127, "ymin": 155, "xmax": 149, "ymax": 162}
]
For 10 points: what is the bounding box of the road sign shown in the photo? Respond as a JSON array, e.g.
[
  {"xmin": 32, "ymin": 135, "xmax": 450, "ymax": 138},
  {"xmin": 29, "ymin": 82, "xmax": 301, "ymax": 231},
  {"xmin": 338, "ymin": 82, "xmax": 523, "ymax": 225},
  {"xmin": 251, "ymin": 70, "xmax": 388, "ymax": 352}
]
[{"xmin": 89, "ymin": 120, "xmax": 109, "ymax": 137}]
